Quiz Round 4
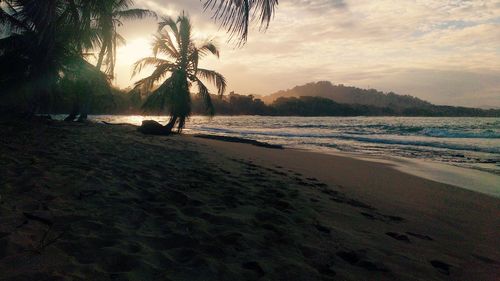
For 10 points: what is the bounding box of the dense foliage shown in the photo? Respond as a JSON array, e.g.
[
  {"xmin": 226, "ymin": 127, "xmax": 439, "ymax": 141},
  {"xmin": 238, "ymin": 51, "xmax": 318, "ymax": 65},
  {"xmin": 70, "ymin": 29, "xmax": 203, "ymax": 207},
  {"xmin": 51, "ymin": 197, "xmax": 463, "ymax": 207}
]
[
  {"xmin": 0, "ymin": 0, "xmax": 155, "ymax": 119},
  {"xmin": 0, "ymin": 0, "xmax": 277, "ymax": 121},
  {"xmin": 47, "ymin": 90, "xmax": 500, "ymax": 117}
]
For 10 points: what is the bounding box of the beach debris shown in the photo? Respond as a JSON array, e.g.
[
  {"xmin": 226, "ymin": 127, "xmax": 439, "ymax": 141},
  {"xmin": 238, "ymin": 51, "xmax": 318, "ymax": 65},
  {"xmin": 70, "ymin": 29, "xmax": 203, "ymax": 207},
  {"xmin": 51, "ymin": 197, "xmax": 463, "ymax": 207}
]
[
  {"xmin": 194, "ymin": 134, "xmax": 283, "ymax": 149},
  {"xmin": 137, "ymin": 120, "xmax": 171, "ymax": 135},
  {"xmin": 102, "ymin": 121, "xmax": 131, "ymax": 126}
]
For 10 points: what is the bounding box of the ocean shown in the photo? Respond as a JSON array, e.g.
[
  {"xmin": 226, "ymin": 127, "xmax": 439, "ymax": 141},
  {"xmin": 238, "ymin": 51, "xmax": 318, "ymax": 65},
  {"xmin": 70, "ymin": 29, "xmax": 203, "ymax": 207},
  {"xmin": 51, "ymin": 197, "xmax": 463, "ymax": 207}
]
[{"xmin": 72, "ymin": 115, "xmax": 499, "ymax": 176}]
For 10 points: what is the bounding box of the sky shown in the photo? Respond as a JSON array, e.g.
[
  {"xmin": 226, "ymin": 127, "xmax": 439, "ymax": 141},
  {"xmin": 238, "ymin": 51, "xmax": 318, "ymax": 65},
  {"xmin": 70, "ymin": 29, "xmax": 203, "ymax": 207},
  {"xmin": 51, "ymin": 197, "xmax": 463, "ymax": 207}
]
[{"xmin": 114, "ymin": 0, "xmax": 500, "ymax": 107}]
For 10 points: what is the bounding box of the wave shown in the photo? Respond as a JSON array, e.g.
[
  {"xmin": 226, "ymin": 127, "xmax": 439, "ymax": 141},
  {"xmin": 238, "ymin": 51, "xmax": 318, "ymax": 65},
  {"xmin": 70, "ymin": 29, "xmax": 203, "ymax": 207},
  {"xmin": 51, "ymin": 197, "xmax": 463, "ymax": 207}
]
[
  {"xmin": 420, "ymin": 128, "xmax": 500, "ymax": 139},
  {"xmin": 194, "ymin": 126, "xmax": 500, "ymax": 154},
  {"xmin": 288, "ymin": 125, "xmax": 500, "ymax": 139},
  {"xmin": 278, "ymin": 120, "xmax": 499, "ymax": 138},
  {"xmin": 330, "ymin": 135, "xmax": 500, "ymax": 154}
]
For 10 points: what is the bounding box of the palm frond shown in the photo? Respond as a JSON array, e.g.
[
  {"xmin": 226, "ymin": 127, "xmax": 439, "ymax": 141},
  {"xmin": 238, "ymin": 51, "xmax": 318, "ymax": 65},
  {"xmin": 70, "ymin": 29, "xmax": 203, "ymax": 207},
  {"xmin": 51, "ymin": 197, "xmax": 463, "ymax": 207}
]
[
  {"xmin": 113, "ymin": 0, "xmax": 134, "ymax": 10},
  {"xmin": 140, "ymin": 72, "xmax": 190, "ymax": 115},
  {"xmin": 196, "ymin": 68, "xmax": 226, "ymax": 96},
  {"xmin": 0, "ymin": 5, "xmax": 29, "ymax": 34},
  {"xmin": 188, "ymin": 49, "xmax": 199, "ymax": 72},
  {"xmin": 132, "ymin": 57, "xmax": 175, "ymax": 77},
  {"xmin": 115, "ymin": 33, "xmax": 126, "ymax": 46},
  {"xmin": 114, "ymin": 9, "xmax": 157, "ymax": 20},
  {"xmin": 177, "ymin": 13, "xmax": 192, "ymax": 57},
  {"xmin": 202, "ymin": 0, "xmax": 278, "ymax": 43},
  {"xmin": 134, "ymin": 62, "xmax": 176, "ymax": 91},
  {"xmin": 195, "ymin": 78, "xmax": 215, "ymax": 116},
  {"xmin": 158, "ymin": 16, "xmax": 179, "ymax": 44},
  {"xmin": 140, "ymin": 77, "xmax": 173, "ymax": 113},
  {"xmin": 60, "ymin": 55, "xmax": 112, "ymax": 99},
  {"xmin": 198, "ymin": 41, "xmax": 219, "ymax": 58},
  {"xmin": 152, "ymin": 32, "xmax": 179, "ymax": 59}
]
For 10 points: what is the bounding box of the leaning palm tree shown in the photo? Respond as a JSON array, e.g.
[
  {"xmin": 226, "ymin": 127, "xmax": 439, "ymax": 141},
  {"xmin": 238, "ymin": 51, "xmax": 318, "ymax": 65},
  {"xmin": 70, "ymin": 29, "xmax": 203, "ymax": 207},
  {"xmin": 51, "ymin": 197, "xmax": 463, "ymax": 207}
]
[
  {"xmin": 202, "ymin": 0, "xmax": 278, "ymax": 43},
  {"xmin": 133, "ymin": 13, "xmax": 226, "ymax": 134}
]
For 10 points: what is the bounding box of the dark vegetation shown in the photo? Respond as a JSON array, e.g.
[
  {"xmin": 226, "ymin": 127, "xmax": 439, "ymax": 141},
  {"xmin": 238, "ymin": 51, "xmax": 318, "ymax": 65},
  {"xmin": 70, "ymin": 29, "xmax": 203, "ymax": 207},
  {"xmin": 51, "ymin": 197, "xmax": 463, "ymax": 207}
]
[
  {"xmin": 44, "ymin": 89, "xmax": 500, "ymax": 117},
  {"xmin": 263, "ymin": 81, "xmax": 432, "ymax": 108},
  {"xmin": 262, "ymin": 81, "xmax": 500, "ymax": 117},
  {"xmin": 0, "ymin": 0, "xmax": 157, "ymax": 120},
  {"xmin": 0, "ymin": 0, "xmax": 278, "ymax": 129},
  {"xmin": 132, "ymin": 13, "xmax": 227, "ymax": 134}
]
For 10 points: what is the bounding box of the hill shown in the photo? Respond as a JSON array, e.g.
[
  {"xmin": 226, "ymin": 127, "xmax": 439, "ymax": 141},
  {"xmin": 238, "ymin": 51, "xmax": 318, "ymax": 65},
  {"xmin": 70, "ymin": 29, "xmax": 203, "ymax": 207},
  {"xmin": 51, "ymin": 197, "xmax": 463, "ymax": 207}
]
[{"xmin": 262, "ymin": 81, "xmax": 433, "ymax": 109}]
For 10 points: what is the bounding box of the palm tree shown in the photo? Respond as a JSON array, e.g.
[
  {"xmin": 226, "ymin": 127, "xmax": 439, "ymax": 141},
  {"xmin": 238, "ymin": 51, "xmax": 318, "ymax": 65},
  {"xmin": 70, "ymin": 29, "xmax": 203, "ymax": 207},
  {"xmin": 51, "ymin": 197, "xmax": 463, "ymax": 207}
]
[
  {"xmin": 64, "ymin": 0, "xmax": 156, "ymax": 121},
  {"xmin": 133, "ymin": 13, "xmax": 226, "ymax": 134},
  {"xmin": 0, "ymin": 0, "xmax": 108, "ymax": 115},
  {"xmin": 93, "ymin": 0, "xmax": 156, "ymax": 77},
  {"xmin": 202, "ymin": 0, "xmax": 278, "ymax": 43}
]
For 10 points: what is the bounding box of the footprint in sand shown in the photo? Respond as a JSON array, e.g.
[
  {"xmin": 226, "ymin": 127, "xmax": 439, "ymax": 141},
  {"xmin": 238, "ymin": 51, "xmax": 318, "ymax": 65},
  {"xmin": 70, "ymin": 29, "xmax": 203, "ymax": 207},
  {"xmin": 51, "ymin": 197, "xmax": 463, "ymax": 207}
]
[
  {"xmin": 242, "ymin": 261, "xmax": 265, "ymax": 277},
  {"xmin": 430, "ymin": 260, "xmax": 451, "ymax": 275},
  {"xmin": 406, "ymin": 232, "xmax": 433, "ymax": 241},
  {"xmin": 385, "ymin": 232, "xmax": 411, "ymax": 243},
  {"xmin": 336, "ymin": 250, "xmax": 389, "ymax": 272},
  {"xmin": 314, "ymin": 224, "xmax": 331, "ymax": 234},
  {"xmin": 472, "ymin": 254, "xmax": 498, "ymax": 264},
  {"xmin": 360, "ymin": 211, "xmax": 405, "ymax": 223}
]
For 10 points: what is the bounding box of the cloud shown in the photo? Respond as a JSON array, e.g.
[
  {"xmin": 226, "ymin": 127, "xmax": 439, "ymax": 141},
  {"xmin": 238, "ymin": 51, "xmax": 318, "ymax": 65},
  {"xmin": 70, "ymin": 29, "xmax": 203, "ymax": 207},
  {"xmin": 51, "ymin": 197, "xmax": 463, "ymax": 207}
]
[{"xmin": 114, "ymin": 0, "xmax": 500, "ymax": 107}]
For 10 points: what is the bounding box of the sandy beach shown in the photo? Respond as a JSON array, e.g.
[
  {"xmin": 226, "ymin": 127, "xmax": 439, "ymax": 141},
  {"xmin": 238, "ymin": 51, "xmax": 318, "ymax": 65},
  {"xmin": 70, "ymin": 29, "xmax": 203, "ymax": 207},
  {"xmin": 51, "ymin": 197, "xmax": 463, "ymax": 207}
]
[{"xmin": 0, "ymin": 119, "xmax": 499, "ymax": 281}]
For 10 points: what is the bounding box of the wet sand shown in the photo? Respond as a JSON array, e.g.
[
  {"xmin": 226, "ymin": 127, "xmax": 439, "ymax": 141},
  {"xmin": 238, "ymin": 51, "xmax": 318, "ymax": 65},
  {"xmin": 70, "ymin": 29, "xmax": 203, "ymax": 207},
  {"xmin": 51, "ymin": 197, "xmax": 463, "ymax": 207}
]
[{"xmin": 0, "ymin": 119, "xmax": 499, "ymax": 280}]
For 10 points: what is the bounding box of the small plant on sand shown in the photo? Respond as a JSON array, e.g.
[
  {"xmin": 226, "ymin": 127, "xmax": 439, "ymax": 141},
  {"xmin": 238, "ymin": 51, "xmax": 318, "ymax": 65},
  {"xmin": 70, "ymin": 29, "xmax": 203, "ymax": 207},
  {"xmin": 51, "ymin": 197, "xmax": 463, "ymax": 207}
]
[{"xmin": 133, "ymin": 12, "xmax": 226, "ymax": 134}]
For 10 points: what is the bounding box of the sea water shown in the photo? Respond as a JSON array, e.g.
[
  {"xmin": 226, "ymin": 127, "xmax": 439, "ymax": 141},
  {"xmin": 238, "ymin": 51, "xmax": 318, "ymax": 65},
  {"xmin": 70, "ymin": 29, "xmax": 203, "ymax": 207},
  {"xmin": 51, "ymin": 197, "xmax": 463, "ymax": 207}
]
[
  {"xmin": 54, "ymin": 115, "xmax": 500, "ymax": 194},
  {"xmin": 78, "ymin": 115, "xmax": 499, "ymax": 175}
]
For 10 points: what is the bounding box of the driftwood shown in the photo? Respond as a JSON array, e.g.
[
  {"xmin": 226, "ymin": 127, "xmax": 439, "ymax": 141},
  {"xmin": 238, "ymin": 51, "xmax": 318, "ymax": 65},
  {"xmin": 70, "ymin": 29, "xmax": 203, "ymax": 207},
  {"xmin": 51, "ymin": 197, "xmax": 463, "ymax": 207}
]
[
  {"xmin": 137, "ymin": 120, "xmax": 171, "ymax": 135},
  {"xmin": 101, "ymin": 121, "xmax": 132, "ymax": 126},
  {"xmin": 194, "ymin": 134, "xmax": 283, "ymax": 149}
]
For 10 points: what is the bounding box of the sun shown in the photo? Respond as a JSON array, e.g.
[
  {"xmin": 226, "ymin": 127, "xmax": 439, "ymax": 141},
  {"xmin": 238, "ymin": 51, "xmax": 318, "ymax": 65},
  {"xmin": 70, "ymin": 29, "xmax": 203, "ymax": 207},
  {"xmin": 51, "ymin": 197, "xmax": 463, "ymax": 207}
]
[{"xmin": 115, "ymin": 37, "xmax": 154, "ymax": 88}]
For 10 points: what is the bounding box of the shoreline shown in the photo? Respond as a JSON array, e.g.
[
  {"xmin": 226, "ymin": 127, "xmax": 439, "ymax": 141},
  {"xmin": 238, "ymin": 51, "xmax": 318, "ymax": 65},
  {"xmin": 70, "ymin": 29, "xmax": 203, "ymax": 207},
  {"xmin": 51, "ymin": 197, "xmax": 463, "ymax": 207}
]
[
  {"xmin": 296, "ymin": 149, "xmax": 500, "ymax": 199},
  {"xmin": 1, "ymin": 120, "xmax": 499, "ymax": 280},
  {"xmin": 52, "ymin": 118, "xmax": 500, "ymax": 198},
  {"xmin": 188, "ymin": 130, "xmax": 500, "ymax": 199},
  {"xmin": 49, "ymin": 115, "xmax": 500, "ymax": 180}
]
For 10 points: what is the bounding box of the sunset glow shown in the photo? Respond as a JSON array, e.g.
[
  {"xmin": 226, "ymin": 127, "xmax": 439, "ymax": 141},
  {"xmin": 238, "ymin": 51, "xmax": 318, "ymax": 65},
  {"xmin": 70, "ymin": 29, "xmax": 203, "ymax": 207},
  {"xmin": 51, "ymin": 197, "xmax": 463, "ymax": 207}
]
[{"xmin": 113, "ymin": 0, "xmax": 500, "ymax": 107}]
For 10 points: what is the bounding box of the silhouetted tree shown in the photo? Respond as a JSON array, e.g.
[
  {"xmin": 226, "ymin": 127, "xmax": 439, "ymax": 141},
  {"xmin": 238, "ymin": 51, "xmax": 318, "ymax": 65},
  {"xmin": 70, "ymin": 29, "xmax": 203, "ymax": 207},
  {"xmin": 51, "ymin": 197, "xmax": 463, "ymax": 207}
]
[
  {"xmin": 133, "ymin": 13, "xmax": 226, "ymax": 133},
  {"xmin": 203, "ymin": 0, "xmax": 278, "ymax": 43},
  {"xmin": 65, "ymin": 0, "xmax": 156, "ymax": 121},
  {"xmin": 0, "ymin": 0, "xmax": 110, "ymax": 116}
]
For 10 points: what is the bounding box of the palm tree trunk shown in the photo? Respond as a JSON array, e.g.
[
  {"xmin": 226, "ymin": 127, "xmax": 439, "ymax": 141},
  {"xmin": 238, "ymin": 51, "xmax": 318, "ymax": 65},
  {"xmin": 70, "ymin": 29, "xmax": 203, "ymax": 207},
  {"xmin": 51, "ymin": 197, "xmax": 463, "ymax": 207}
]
[
  {"xmin": 96, "ymin": 43, "xmax": 107, "ymax": 70},
  {"xmin": 65, "ymin": 88, "xmax": 80, "ymax": 122},
  {"xmin": 77, "ymin": 103, "xmax": 88, "ymax": 122},
  {"xmin": 164, "ymin": 115, "xmax": 178, "ymax": 133},
  {"xmin": 64, "ymin": 100, "xmax": 79, "ymax": 121},
  {"xmin": 177, "ymin": 116, "xmax": 186, "ymax": 133},
  {"xmin": 76, "ymin": 92, "xmax": 90, "ymax": 122}
]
